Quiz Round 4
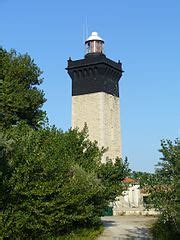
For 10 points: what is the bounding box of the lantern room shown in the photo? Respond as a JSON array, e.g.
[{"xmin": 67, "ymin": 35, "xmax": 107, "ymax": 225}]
[{"xmin": 85, "ymin": 32, "xmax": 104, "ymax": 55}]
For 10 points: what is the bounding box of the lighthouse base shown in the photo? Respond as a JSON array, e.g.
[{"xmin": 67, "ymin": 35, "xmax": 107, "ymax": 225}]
[{"xmin": 72, "ymin": 92, "xmax": 122, "ymax": 163}]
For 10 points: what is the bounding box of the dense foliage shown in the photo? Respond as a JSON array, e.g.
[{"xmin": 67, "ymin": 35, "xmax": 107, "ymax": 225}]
[
  {"xmin": 0, "ymin": 48, "xmax": 130, "ymax": 239},
  {"xmin": 98, "ymin": 157, "xmax": 130, "ymax": 201},
  {"xmin": 144, "ymin": 140, "xmax": 180, "ymax": 239},
  {"xmin": 1, "ymin": 124, "xmax": 129, "ymax": 239},
  {"xmin": 131, "ymin": 171, "xmax": 155, "ymax": 187},
  {"xmin": 0, "ymin": 47, "xmax": 46, "ymax": 129}
]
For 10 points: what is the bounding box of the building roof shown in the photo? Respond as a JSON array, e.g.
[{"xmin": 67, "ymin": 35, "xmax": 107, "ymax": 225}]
[{"xmin": 122, "ymin": 177, "xmax": 138, "ymax": 184}]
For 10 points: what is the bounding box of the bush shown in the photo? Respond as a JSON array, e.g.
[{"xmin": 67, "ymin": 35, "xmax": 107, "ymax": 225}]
[
  {"xmin": 48, "ymin": 225, "xmax": 104, "ymax": 240},
  {"xmin": 152, "ymin": 216, "xmax": 179, "ymax": 240}
]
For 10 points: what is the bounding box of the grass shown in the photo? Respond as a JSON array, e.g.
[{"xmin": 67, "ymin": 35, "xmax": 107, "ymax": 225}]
[{"xmin": 48, "ymin": 225, "xmax": 104, "ymax": 240}]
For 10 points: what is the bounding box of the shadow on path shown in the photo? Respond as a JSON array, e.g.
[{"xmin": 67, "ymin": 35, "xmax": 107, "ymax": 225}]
[
  {"xmin": 120, "ymin": 227, "xmax": 154, "ymax": 239},
  {"xmin": 103, "ymin": 220, "xmax": 117, "ymax": 227},
  {"xmin": 98, "ymin": 216, "xmax": 155, "ymax": 240}
]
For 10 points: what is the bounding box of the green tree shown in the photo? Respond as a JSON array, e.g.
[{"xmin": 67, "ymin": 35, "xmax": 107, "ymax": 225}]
[
  {"xmin": 146, "ymin": 139, "xmax": 180, "ymax": 239},
  {"xmin": 131, "ymin": 171, "xmax": 155, "ymax": 188},
  {"xmin": 175, "ymin": 155, "xmax": 180, "ymax": 234},
  {"xmin": 1, "ymin": 125, "xmax": 101, "ymax": 239},
  {"xmin": 1, "ymin": 124, "xmax": 129, "ymax": 239},
  {"xmin": 0, "ymin": 48, "xmax": 46, "ymax": 129},
  {"xmin": 98, "ymin": 157, "xmax": 130, "ymax": 202}
]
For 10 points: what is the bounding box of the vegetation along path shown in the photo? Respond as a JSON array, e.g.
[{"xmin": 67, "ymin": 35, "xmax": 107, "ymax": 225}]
[{"xmin": 98, "ymin": 216, "xmax": 156, "ymax": 240}]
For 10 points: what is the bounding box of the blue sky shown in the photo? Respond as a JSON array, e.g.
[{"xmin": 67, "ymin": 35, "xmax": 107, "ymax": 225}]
[{"xmin": 1, "ymin": 0, "xmax": 179, "ymax": 172}]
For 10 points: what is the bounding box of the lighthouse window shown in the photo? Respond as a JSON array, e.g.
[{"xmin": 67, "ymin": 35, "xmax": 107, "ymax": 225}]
[
  {"xmin": 86, "ymin": 40, "xmax": 104, "ymax": 54},
  {"xmin": 96, "ymin": 41, "xmax": 102, "ymax": 53},
  {"xmin": 86, "ymin": 42, "xmax": 91, "ymax": 54}
]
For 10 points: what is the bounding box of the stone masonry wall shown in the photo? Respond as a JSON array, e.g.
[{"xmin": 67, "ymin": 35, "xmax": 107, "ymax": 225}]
[{"xmin": 72, "ymin": 92, "xmax": 122, "ymax": 163}]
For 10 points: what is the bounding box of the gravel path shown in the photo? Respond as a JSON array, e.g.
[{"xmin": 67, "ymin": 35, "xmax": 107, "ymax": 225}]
[{"xmin": 98, "ymin": 216, "xmax": 156, "ymax": 240}]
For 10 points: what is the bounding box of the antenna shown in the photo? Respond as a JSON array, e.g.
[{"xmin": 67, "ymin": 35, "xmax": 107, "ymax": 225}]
[
  {"xmin": 85, "ymin": 16, "xmax": 88, "ymax": 38},
  {"xmin": 83, "ymin": 23, "xmax": 85, "ymax": 44},
  {"xmin": 83, "ymin": 23, "xmax": 86, "ymax": 55}
]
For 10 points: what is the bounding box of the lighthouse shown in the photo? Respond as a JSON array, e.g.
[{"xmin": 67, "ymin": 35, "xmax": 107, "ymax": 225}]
[{"xmin": 66, "ymin": 32, "xmax": 123, "ymax": 162}]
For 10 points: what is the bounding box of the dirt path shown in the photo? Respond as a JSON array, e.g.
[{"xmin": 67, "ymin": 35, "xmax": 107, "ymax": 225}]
[{"xmin": 98, "ymin": 216, "xmax": 156, "ymax": 240}]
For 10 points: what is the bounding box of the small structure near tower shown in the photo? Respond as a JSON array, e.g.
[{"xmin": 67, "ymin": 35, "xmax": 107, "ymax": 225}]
[{"xmin": 66, "ymin": 32, "xmax": 123, "ymax": 162}]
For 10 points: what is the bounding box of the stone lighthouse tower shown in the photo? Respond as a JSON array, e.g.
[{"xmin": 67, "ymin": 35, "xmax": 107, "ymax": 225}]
[{"xmin": 67, "ymin": 32, "xmax": 123, "ymax": 162}]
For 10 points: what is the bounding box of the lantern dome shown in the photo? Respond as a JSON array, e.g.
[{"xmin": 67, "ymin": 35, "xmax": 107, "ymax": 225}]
[
  {"xmin": 85, "ymin": 32, "xmax": 104, "ymax": 55},
  {"xmin": 85, "ymin": 32, "xmax": 104, "ymax": 43}
]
